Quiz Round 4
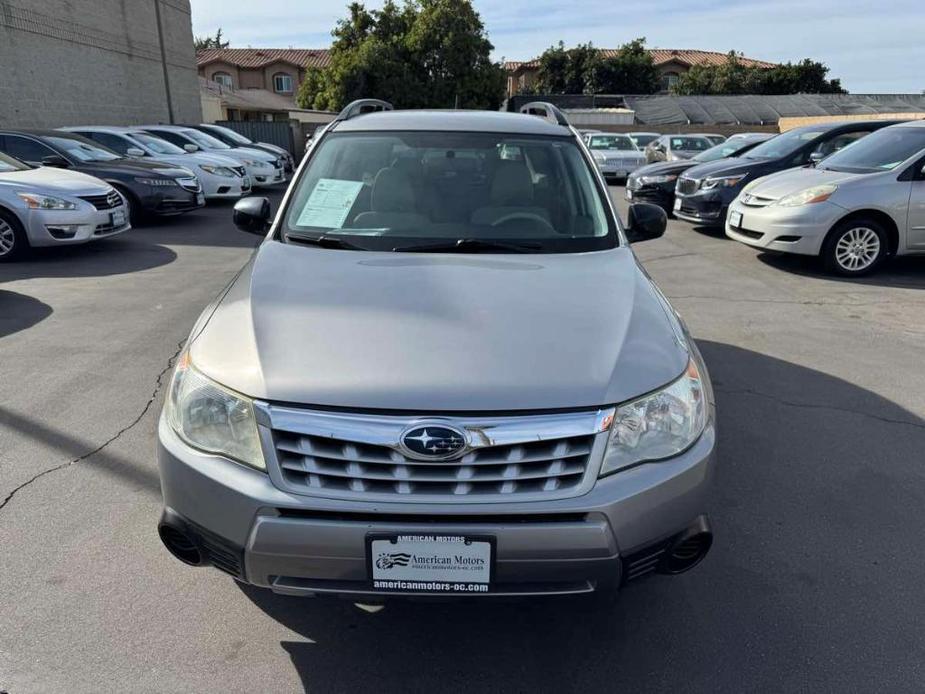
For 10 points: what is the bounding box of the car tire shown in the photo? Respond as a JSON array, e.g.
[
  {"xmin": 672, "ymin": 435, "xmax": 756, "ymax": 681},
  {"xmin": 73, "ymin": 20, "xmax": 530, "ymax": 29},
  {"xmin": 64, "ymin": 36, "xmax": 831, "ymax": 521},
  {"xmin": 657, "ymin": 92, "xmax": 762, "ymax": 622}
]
[
  {"xmin": 822, "ymin": 218, "xmax": 888, "ymax": 277},
  {"xmin": 0, "ymin": 209, "xmax": 28, "ymax": 262},
  {"xmin": 112, "ymin": 185, "xmax": 142, "ymax": 226}
]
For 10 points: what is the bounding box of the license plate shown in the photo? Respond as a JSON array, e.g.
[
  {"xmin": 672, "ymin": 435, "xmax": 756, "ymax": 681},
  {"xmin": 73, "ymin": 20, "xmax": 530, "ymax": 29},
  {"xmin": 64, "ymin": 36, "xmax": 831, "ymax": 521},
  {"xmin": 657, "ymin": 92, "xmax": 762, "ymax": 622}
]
[
  {"xmin": 673, "ymin": 197, "xmax": 682, "ymax": 212},
  {"xmin": 730, "ymin": 210, "xmax": 743, "ymax": 228},
  {"xmin": 369, "ymin": 534, "xmax": 492, "ymax": 593},
  {"xmin": 111, "ymin": 209, "xmax": 126, "ymax": 227},
  {"xmin": 242, "ymin": 177, "xmax": 251, "ymax": 188},
  {"xmin": 626, "ymin": 190, "xmax": 633, "ymax": 200},
  {"xmin": 196, "ymin": 193, "xmax": 205, "ymax": 205}
]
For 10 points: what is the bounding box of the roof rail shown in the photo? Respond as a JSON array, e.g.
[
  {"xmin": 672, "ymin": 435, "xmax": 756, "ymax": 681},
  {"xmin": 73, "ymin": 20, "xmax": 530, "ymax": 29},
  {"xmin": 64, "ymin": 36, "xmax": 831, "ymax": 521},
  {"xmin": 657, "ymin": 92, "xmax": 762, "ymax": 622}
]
[
  {"xmin": 519, "ymin": 101, "xmax": 570, "ymax": 127},
  {"xmin": 336, "ymin": 99, "xmax": 394, "ymax": 121}
]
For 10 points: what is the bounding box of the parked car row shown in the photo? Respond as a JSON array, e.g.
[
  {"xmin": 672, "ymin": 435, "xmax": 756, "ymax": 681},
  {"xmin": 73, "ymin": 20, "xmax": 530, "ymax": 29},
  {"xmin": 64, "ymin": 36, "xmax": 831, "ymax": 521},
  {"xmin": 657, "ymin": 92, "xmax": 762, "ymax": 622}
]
[
  {"xmin": 623, "ymin": 118, "xmax": 925, "ymax": 276},
  {"xmin": 0, "ymin": 123, "xmax": 293, "ymax": 262}
]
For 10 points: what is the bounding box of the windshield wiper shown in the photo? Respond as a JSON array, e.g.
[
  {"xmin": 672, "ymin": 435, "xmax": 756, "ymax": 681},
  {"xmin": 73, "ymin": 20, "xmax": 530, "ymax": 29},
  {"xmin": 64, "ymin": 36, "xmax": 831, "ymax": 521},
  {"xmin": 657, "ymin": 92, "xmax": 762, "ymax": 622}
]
[
  {"xmin": 284, "ymin": 231, "xmax": 366, "ymax": 250},
  {"xmin": 391, "ymin": 238, "xmax": 543, "ymax": 254}
]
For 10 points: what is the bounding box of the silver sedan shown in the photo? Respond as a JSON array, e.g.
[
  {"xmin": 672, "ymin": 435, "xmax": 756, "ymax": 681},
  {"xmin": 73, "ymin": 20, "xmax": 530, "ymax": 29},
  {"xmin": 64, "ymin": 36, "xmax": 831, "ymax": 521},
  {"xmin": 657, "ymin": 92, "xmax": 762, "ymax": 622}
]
[
  {"xmin": 0, "ymin": 151, "xmax": 129, "ymax": 261},
  {"xmin": 726, "ymin": 120, "xmax": 925, "ymax": 276}
]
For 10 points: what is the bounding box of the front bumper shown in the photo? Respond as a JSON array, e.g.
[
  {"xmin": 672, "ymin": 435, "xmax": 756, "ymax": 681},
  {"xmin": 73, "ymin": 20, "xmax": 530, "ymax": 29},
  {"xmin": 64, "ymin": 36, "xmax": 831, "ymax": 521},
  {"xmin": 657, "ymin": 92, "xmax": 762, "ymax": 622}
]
[
  {"xmin": 725, "ymin": 199, "xmax": 843, "ymax": 256},
  {"xmin": 139, "ymin": 186, "xmax": 205, "ymax": 216},
  {"xmin": 200, "ymin": 175, "xmax": 251, "ymax": 199},
  {"xmin": 672, "ymin": 189, "xmax": 734, "ymax": 226},
  {"xmin": 21, "ymin": 203, "xmax": 131, "ymax": 247},
  {"xmin": 596, "ymin": 160, "xmax": 645, "ymax": 180},
  {"xmin": 156, "ymin": 410, "xmax": 715, "ymax": 597},
  {"xmin": 251, "ymin": 166, "xmax": 286, "ymax": 186},
  {"xmin": 625, "ymin": 183, "xmax": 674, "ymax": 210}
]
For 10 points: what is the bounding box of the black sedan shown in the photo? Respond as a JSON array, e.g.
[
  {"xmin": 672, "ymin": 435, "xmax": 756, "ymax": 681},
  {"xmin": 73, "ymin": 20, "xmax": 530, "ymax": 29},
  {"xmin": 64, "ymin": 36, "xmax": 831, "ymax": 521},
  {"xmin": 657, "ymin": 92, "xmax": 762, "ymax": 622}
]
[
  {"xmin": 626, "ymin": 134, "xmax": 772, "ymax": 213},
  {"xmin": 0, "ymin": 129, "xmax": 204, "ymax": 222},
  {"xmin": 672, "ymin": 120, "xmax": 904, "ymax": 227}
]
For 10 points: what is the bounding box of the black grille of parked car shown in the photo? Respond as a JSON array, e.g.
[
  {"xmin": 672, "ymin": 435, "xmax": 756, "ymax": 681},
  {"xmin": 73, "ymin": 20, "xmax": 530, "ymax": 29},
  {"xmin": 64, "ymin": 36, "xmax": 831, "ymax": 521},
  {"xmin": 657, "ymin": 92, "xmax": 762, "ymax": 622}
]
[
  {"xmin": 177, "ymin": 177, "xmax": 202, "ymax": 193},
  {"xmin": 676, "ymin": 177, "xmax": 699, "ymax": 196},
  {"xmin": 79, "ymin": 189, "xmax": 123, "ymax": 210},
  {"xmin": 232, "ymin": 166, "xmax": 246, "ymax": 177}
]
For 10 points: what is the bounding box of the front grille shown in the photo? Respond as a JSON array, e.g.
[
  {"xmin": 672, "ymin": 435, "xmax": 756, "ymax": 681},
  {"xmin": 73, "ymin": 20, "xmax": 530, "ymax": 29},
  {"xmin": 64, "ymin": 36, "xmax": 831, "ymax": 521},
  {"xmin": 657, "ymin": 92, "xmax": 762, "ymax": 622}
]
[
  {"xmin": 79, "ymin": 189, "xmax": 122, "ymax": 210},
  {"xmin": 232, "ymin": 166, "xmax": 246, "ymax": 177},
  {"xmin": 676, "ymin": 177, "xmax": 699, "ymax": 196},
  {"xmin": 262, "ymin": 406, "xmax": 610, "ymax": 503},
  {"xmin": 735, "ymin": 227, "xmax": 763, "ymax": 240}
]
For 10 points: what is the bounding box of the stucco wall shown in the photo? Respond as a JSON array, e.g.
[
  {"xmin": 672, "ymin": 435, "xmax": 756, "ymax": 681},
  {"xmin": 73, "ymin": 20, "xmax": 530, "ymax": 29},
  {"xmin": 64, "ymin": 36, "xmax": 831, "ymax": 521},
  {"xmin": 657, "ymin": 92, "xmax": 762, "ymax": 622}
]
[{"xmin": 0, "ymin": 0, "xmax": 201, "ymax": 127}]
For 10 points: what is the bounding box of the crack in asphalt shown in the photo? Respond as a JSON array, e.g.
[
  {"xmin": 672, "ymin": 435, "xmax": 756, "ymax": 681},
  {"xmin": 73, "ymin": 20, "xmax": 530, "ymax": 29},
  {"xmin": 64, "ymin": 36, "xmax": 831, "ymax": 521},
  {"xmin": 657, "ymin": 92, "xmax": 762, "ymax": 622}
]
[
  {"xmin": 639, "ymin": 252, "xmax": 698, "ymax": 263},
  {"xmin": 715, "ymin": 386, "xmax": 925, "ymax": 431},
  {"xmin": 0, "ymin": 340, "xmax": 186, "ymax": 514}
]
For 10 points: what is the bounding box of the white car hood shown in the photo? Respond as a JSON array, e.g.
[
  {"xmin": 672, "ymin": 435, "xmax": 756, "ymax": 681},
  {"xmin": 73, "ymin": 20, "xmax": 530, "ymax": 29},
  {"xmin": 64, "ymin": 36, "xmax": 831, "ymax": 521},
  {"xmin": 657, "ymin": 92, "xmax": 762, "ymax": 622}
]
[
  {"xmin": 185, "ymin": 152, "xmax": 243, "ymax": 167},
  {"xmin": 747, "ymin": 167, "xmax": 865, "ymax": 200},
  {"xmin": 0, "ymin": 167, "xmax": 110, "ymax": 194}
]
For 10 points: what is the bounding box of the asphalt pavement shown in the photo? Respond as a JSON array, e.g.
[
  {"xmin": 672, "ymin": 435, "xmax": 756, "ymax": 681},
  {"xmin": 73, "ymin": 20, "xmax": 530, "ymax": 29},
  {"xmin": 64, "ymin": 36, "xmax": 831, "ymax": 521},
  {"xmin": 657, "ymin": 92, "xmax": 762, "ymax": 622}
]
[{"xmin": 1, "ymin": 187, "xmax": 924, "ymax": 693}]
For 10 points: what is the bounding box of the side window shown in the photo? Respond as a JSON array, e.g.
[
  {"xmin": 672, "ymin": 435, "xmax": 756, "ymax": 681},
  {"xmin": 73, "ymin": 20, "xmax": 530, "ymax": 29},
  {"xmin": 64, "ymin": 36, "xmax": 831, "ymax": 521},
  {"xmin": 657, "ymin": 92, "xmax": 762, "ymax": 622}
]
[
  {"xmin": 149, "ymin": 130, "xmax": 187, "ymax": 148},
  {"xmin": 88, "ymin": 132, "xmax": 130, "ymax": 155},
  {"xmin": 3, "ymin": 135, "xmax": 56, "ymax": 164},
  {"xmin": 812, "ymin": 131, "xmax": 869, "ymax": 160}
]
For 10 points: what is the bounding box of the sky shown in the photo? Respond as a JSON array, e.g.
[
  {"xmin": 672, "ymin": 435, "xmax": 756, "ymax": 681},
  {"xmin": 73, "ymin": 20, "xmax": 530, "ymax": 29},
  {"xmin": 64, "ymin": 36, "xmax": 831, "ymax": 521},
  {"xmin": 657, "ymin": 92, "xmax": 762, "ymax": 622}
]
[{"xmin": 190, "ymin": 0, "xmax": 925, "ymax": 93}]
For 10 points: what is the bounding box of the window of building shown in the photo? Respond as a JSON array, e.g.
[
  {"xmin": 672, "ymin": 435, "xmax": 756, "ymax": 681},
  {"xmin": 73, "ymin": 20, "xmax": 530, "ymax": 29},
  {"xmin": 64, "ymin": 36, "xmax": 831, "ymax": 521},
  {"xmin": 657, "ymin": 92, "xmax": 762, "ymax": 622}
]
[
  {"xmin": 212, "ymin": 72, "xmax": 233, "ymax": 88},
  {"xmin": 273, "ymin": 73, "xmax": 294, "ymax": 93},
  {"xmin": 660, "ymin": 71, "xmax": 681, "ymax": 92}
]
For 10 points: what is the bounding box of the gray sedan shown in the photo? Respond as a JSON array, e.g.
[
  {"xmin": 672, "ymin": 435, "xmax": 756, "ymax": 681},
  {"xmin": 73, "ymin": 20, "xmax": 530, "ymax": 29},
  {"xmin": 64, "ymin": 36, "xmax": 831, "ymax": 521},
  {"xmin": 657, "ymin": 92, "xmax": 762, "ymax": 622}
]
[
  {"xmin": 0, "ymin": 151, "xmax": 129, "ymax": 261},
  {"xmin": 646, "ymin": 134, "xmax": 714, "ymax": 163}
]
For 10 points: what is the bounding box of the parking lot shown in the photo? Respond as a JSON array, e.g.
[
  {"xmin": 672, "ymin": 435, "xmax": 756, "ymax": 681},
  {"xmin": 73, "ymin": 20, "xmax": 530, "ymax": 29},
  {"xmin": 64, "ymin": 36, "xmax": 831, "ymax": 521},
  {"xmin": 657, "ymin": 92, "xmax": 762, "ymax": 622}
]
[{"xmin": 2, "ymin": 184, "xmax": 924, "ymax": 692}]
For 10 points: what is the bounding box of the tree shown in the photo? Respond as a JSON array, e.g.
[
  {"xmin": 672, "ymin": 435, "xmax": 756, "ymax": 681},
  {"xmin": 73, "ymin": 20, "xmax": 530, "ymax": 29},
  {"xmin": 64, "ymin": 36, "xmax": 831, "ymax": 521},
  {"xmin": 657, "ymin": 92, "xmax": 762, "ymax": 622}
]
[
  {"xmin": 194, "ymin": 28, "xmax": 229, "ymax": 51},
  {"xmin": 592, "ymin": 38, "xmax": 660, "ymax": 94},
  {"xmin": 672, "ymin": 55, "xmax": 845, "ymax": 95},
  {"xmin": 297, "ymin": 0, "xmax": 506, "ymax": 111}
]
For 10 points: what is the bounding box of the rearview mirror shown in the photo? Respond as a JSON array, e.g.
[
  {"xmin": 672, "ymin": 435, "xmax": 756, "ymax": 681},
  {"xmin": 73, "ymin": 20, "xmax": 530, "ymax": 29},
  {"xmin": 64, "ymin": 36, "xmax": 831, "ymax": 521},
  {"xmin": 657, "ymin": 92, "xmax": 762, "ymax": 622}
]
[
  {"xmin": 126, "ymin": 147, "xmax": 145, "ymax": 158},
  {"xmin": 625, "ymin": 203, "xmax": 667, "ymax": 243},
  {"xmin": 41, "ymin": 154, "xmax": 70, "ymax": 168},
  {"xmin": 183, "ymin": 144, "xmax": 199, "ymax": 153},
  {"xmin": 233, "ymin": 196, "xmax": 271, "ymax": 235}
]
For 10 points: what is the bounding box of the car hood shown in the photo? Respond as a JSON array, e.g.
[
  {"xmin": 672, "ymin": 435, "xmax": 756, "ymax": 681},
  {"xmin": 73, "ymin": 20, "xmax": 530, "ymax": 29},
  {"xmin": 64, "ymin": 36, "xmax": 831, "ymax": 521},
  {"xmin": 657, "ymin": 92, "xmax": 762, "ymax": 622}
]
[
  {"xmin": 0, "ymin": 166, "xmax": 111, "ymax": 194},
  {"xmin": 184, "ymin": 152, "xmax": 243, "ymax": 167},
  {"xmin": 227, "ymin": 146, "xmax": 277, "ymax": 163},
  {"xmin": 745, "ymin": 166, "xmax": 866, "ymax": 199},
  {"xmin": 682, "ymin": 156, "xmax": 764, "ymax": 180},
  {"xmin": 76, "ymin": 158, "xmax": 189, "ymax": 178},
  {"xmin": 631, "ymin": 160, "xmax": 700, "ymax": 178},
  {"xmin": 189, "ymin": 242, "xmax": 690, "ymax": 411}
]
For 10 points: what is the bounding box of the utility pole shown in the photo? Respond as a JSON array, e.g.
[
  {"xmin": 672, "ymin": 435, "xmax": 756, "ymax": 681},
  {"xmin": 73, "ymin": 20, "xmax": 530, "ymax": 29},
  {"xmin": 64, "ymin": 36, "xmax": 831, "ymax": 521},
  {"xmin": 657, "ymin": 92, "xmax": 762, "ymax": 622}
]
[{"xmin": 154, "ymin": 0, "xmax": 175, "ymax": 123}]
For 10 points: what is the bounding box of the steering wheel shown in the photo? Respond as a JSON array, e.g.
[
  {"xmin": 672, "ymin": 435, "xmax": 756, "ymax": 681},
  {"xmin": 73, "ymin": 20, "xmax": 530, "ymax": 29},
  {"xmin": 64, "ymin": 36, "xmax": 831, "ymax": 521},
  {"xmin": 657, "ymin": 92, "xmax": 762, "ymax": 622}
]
[{"xmin": 490, "ymin": 213, "xmax": 556, "ymax": 233}]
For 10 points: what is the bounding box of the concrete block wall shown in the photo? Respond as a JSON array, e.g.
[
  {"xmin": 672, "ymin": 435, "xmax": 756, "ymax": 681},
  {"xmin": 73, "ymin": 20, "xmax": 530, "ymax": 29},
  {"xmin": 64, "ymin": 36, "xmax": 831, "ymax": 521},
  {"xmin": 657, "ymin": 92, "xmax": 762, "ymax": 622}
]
[{"xmin": 0, "ymin": 0, "xmax": 201, "ymax": 128}]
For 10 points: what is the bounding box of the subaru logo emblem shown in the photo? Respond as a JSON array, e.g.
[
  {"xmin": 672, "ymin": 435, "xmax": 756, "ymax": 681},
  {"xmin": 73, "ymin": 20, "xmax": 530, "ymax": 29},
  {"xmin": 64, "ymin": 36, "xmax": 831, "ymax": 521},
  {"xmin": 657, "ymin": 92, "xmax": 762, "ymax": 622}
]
[{"xmin": 400, "ymin": 424, "xmax": 467, "ymax": 460}]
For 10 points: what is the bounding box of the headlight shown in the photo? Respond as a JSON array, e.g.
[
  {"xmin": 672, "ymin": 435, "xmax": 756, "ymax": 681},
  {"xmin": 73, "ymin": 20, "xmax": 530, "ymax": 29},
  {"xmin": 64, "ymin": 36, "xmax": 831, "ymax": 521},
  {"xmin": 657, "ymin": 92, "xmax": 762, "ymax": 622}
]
[
  {"xmin": 776, "ymin": 184, "xmax": 837, "ymax": 207},
  {"xmin": 199, "ymin": 164, "xmax": 236, "ymax": 177},
  {"xmin": 166, "ymin": 351, "xmax": 265, "ymax": 471},
  {"xmin": 600, "ymin": 358, "xmax": 707, "ymax": 477},
  {"xmin": 16, "ymin": 192, "xmax": 76, "ymax": 210},
  {"xmin": 640, "ymin": 174, "xmax": 677, "ymax": 184},
  {"xmin": 701, "ymin": 174, "xmax": 747, "ymax": 190},
  {"xmin": 242, "ymin": 159, "xmax": 271, "ymax": 168},
  {"xmin": 135, "ymin": 177, "xmax": 178, "ymax": 187}
]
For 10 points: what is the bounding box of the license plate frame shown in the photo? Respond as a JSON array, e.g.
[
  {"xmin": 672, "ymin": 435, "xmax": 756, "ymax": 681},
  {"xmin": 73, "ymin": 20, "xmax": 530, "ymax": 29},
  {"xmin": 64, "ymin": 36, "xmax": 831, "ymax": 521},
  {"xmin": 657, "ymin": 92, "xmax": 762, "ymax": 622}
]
[
  {"xmin": 673, "ymin": 197, "xmax": 682, "ymax": 212},
  {"xmin": 111, "ymin": 209, "xmax": 126, "ymax": 227},
  {"xmin": 367, "ymin": 533, "xmax": 494, "ymax": 594},
  {"xmin": 729, "ymin": 210, "xmax": 743, "ymax": 228}
]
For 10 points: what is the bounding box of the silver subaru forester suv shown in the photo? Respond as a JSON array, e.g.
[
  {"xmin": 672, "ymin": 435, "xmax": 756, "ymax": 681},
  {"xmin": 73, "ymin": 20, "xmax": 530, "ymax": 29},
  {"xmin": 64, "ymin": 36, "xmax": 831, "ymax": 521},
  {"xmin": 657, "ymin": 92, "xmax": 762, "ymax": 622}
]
[{"xmin": 156, "ymin": 100, "xmax": 716, "ymax": 599}]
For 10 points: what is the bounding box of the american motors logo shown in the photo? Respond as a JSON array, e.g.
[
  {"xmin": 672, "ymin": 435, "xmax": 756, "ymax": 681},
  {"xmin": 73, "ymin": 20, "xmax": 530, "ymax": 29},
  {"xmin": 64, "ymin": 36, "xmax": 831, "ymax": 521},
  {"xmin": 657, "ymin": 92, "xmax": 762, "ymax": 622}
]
[
  {"xmin": 376, "ymin": 552, "xmax": 411, "ymax": 570},
  {"xmin": 375, "ymin": 552, "xmax": 486, "ymax": 571}
]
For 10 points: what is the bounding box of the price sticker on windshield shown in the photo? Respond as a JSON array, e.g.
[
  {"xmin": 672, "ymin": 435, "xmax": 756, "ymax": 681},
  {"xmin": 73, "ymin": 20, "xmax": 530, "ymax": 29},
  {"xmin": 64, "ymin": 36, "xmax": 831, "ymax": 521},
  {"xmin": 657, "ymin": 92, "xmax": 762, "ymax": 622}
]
[{"xmin": 296, "ymin": 178, "xmax": 363, "ymax": 229}]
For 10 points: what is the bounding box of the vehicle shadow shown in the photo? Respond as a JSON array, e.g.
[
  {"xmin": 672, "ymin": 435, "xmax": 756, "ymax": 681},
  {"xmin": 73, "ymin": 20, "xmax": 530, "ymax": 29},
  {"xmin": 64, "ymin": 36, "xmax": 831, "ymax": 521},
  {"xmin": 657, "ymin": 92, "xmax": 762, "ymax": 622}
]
[
  {"xmin": 235, "ymin": 341, "xmax": 925, "ymax": 693},
  {"xmin": 756, "ymin": 251, "xmax": 925, "ymax": 289},
  {"xmin": 0, "ymin": 290, "xmax": 53, "ymax": 337},
  {"xmin": 0, "ymin": 238, "xmax": 177, "ymax": 281}
]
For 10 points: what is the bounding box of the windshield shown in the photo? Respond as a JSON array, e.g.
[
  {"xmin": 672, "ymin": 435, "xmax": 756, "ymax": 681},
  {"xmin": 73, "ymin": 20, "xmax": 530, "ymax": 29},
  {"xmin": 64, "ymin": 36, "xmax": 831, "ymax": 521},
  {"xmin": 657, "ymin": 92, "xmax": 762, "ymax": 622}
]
[
  {"xmin": 693, "ymin": 139, "xmax": 758, "ymax": 163},
  {"xmin": 128, "ymin": 132, "xmax": 185, "ymax": 155},
  {"xmin": 183, "ymin": 129, "xmax": 230, "ymax": 150},
  {"xmin": 630, "ymin": 134, "xmax": 658, "ymax": 147},
  {"xmin": 819, "ymin": 127, "xmax": 925, "ymax": 173},
  {"xmin": 0, "ymin": 152, "xmax": 29, "ymax": 172},
  {"xmin": 588, "ymin": 135, "xmax": 637, "ymax": 151},
  {"xmin": 282, "ymin": 131, "xmax": 615, "ymax": 253},
  {"xmin": 46, "ymin": 136, "xmax": 121, "ymax": 162},
  {"xmin": 209, "ymin": 125, "xmax": 252, "ymax": 145},
  {"xmin": 669, "ymin": 137, "xmax": 711, "ymax": 152},
  {"xmin": 743, "ymin": 128, "xmax": 829, "ymax": 160}
]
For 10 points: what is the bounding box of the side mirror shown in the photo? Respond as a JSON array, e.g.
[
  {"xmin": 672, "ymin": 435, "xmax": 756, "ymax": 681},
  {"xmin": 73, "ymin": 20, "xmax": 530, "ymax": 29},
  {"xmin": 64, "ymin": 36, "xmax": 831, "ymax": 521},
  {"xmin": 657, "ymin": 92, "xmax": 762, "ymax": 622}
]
[
  {"xmin": 183, "ymin": 144, "xmax": 199, "ymax": 153},
  {"xmin": 809, "ymin": 150, "xmax": 825, "ymax": 166},
  {"xmin": 41, "ymin": 154, "xmax": 70, "ymax": 168},
  {"xmin": 126, "ymin": 147, "xmax": 146, "ymax": 158},
  {"xmin": 233, "ymin": 196, "xmax": 271, "ymax": 235},
  {"xmin": 625, "ymin": 202, "xmax": 667, "ymax": 243}
]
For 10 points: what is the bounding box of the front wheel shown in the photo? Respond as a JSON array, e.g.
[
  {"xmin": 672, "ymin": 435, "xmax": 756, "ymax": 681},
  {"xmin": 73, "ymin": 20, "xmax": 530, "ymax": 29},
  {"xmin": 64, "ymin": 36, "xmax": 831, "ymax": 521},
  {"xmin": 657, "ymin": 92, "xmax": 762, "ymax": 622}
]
[
  {"xmin": 0, "ymin": 210, "xmax": 28, "ymax": 262},
  {"xmin": 822, "ymin": 220, "xmax": 888, "ymax": 276}
]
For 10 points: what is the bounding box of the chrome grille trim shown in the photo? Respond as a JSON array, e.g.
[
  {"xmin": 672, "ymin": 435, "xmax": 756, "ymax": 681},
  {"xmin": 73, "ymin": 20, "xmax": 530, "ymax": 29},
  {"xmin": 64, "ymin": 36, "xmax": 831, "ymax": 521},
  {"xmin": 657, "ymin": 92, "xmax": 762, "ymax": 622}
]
[
  {"xmin": 676, "ymin": 177, "xmax": 699, "ymax": 196},
  {"xmin": 256, "ymin": 404, "xmax": 614, "ymax": 504},
  {"xmin": 739, "ymin": 193, "xmax": 776, "ymax": 207}
]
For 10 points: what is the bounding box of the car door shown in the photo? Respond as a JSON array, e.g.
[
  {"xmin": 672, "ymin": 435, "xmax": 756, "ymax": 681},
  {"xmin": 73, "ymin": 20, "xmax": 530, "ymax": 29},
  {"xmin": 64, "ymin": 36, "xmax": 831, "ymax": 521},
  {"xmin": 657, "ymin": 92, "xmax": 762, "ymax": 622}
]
[
  {"xmin": 2, "ymin": 134, "xmax": 58, "ymax": 166},
  {"xmin": 907, "ymin": 157, "xmax": 925, "ymax": 250}
]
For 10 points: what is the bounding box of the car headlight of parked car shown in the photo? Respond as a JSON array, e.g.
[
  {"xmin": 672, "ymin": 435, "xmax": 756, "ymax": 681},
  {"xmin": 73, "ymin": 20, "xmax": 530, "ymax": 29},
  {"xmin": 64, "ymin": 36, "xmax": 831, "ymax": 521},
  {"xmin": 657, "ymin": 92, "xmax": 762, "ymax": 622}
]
[
  {"xmin": 135, "ymin": 177, "xmax": 178, "ymax": 187},
  {"xmin": 640, "ymin": 174, "xmax": 678, "ymax": 184},
  {"xmin": 243, "ymin": 159, "xmax": 272, "ymax": 169},
  {"xmin": 199, "ymin": 164, "xmax": 236, "ymax": 177},
  {"xmin": 776, "ymin": 184, "xmax": 838, "ymax": 207},
  {"xmin": 166, "ymin": 351, "xmax": 265, "ymax": 471},
  {"xmin": 600, "ymin": 358, "xmax": 707, "ymax": 476},
  {"xmin": 701, "ymin": 174, "xmax": 747, "ymax": 190},
  {"xmin": 16, "ymin": 192, "xmax": 77, "ymax": 210}
]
